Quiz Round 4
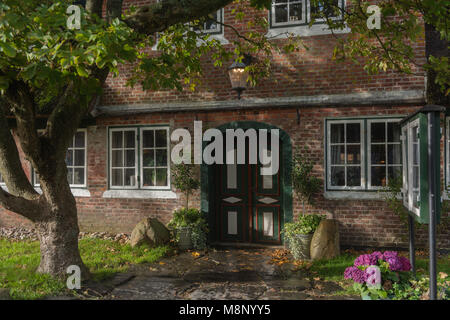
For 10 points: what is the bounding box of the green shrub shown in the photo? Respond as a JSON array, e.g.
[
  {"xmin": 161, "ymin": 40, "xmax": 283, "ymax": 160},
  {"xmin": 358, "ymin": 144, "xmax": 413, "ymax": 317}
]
[{"xmin": 283, "ymin": 214, "xmax": 325, "ymax": 238}]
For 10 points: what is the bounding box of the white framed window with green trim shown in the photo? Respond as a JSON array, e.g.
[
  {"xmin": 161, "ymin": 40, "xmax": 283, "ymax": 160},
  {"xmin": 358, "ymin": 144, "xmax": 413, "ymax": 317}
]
[
  {"xmin": 326, "ymin": 117, "xmax": 403, "ymax": 192},
  {"xmin": 108, "ymin": 126, "xmax": 171, "ymax": 190},
  {"xmin": 33, "ymin": 129, "xmax": 88, "ymax": 188}
]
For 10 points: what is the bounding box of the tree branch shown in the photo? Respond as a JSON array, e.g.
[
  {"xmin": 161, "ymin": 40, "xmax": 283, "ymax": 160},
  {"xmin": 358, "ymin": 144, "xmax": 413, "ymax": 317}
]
[
  {"xmin": 0, "ymin": 187, "xmax": 43, "ymax": 222},
  {"xmin": 124, "ymin": 0, "xmax": 234, "ymax": 34}
]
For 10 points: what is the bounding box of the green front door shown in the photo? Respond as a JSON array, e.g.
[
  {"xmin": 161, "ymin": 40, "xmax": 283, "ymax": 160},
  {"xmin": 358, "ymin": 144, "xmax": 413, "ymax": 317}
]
[{"xmin": 214, "ymin": 138, "xmax": 282, "ymax": 244}]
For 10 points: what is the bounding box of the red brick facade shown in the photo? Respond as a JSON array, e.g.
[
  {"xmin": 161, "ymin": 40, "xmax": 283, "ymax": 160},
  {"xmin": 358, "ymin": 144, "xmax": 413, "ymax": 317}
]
[{"xmin": 1, "ymin": 1, "xmax": 448, "ymax": 249}]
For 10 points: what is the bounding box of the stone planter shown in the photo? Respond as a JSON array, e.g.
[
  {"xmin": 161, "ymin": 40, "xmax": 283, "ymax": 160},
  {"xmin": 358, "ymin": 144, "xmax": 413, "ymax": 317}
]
[
  {"xmin": 288, "ymin": 233, "xmax": 313, "ymax": 260},
  {"xmin": 177, "ymin": 227, "xmax": 192, "ymax": 250}
]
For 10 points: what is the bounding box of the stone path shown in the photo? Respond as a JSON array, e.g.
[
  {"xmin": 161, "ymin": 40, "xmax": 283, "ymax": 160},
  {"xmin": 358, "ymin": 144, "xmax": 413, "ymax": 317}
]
[{"xmin": 85, "ymin": 248, "xmax": 358, "ymax": 300}]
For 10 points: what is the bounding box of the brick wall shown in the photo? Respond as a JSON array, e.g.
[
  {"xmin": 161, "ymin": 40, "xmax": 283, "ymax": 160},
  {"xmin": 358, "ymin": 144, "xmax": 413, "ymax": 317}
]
[
  {"xmin": 101, "ymin": 0, "xmax": 427, "ymax": 106},
  {"xmin": 1, "ymin": 105, "xmax": 449, "ymax": 249}
]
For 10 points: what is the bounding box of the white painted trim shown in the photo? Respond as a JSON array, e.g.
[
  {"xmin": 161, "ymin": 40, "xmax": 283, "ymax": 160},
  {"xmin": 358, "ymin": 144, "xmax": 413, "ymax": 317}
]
[
  {"xmin": 139, "ymin": 127, "xmax": 171, "ymax": 190},
  {"xmin": 34, "ymin": 187, "xmax": 91, "ymax": 198},
  {"xmin": 326, "ymin": 119, "xmax": 365, "ymax": 190},
  {"xmin": 367, "ymin": 119, "xmax": 402, "ymax": 190},
  {"xmin": 324, "ymin": 191, "xmax": 392, "ymax": 200},
  {"xmin": 403, "ymin": 118, "xmax": 420, "ymax": 216},
  {"xmin": 109, "ymin": 127, "xmax": 139, "ymax": 189},
  {"xmin": 270, "ymin": 0, "xmax": 307, "ymax": 28},
  {"xmin": 266, "ymin": 23, "xmax": 350, "ymax": 38},
  {"xmin": 102, "ymin": 189, "xmax": 177, "ymax": 199}
]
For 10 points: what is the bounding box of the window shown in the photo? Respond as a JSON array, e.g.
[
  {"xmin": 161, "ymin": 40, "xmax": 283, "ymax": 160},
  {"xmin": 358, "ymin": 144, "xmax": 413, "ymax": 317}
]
[
  {"xmin": 327, "ymin": 120, "xmax": 364, "ymax": 189},
  {"xmin": 194, "ymin": 9, "xmax": 223, "ymax": 35},
  {"xmin": 326, "ymin": 118, "xmax": 402, "ymax": 191},
  {"xmin": 109, "ymin": 126, "xmax": 170, "ymax": 190},
  {"xmin": 271, "ymin": 0, "xmax": 306, "ymax": 27},
  {"xmin": 402, "ymin": 119, "xmax": 420, "ymax": 215},
  {"xmin": 368, "ymin": 120, "xmax": 402, "ymax": 189},
  {"xmin": 270, "ymin": 0, "xmax": 343, "ymax": 28},
  {"xmin": 33, "ymin": 129, "xmax": 87, "ymax": 188}
]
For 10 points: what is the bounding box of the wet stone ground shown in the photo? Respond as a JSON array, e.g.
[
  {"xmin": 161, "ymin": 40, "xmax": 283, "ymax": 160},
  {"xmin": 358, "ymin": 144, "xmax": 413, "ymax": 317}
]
[{"xmin": 82, "ymin": 248, "xmax": 359, "ymax": 300}]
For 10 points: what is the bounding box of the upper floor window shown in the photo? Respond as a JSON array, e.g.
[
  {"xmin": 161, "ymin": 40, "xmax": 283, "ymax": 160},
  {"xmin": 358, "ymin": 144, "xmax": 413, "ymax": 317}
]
[
  {"xmin": 34, "ymin": 129, "xmax": 87, "ymax": 188},
  {"xmin": 270, "ymin": 0, "xmax": 344, "ymax": 29},
  {"xmin": 326, "ymin": 118, "xmax": 402, "ymax": 191},
  {"xmin": 108, "ymin": 126, "xmax": 170, "ymax": 190},
  {"xmin": 195, "ymin": 9, "xmax": 223, "ymax": 35}
]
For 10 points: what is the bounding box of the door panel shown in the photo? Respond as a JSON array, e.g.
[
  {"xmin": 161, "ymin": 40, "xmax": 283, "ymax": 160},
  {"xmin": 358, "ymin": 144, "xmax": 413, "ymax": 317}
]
[{"xmin": 215, "ymin": 135, "xmax": 282, "ymax": 244}]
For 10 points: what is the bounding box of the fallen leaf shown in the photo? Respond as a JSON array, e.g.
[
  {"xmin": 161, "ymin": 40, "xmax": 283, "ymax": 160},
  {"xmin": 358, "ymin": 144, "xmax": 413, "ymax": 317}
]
[
  {"xmin": 191, "ymin": 252, "xmax": 201, "ymax": 258},
  {"xmin": 439, "ymin": 272, "xmax": 448, "ymax": 279},
  {"xmin": 159, "ymin": 261, "xmax": 166, "ymax": 265}
]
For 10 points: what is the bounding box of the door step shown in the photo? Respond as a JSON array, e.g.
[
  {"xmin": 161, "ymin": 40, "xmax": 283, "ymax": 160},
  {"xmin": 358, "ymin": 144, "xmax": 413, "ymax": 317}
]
[{"xmin": 211, "ymin": 242, "xmax": 285, "ymax": 249}]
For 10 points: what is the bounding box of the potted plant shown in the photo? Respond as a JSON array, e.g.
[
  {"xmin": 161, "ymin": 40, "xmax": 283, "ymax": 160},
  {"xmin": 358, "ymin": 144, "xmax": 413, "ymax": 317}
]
[
  {"xmin": 283, "ymin": 214, "xmax": 324, "ymax": 260},
  {"xmin": 169, "ymin": 163, "xmax": 207, "ymax": 249},
  {"xmin": 284, "ymin": 147, "xmax": 322, "ymax": 258}
]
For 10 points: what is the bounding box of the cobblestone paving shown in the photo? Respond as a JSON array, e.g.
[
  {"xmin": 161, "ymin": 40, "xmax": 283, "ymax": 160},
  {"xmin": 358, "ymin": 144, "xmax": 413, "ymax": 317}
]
[{"xmin": 96, "ymin": 248, "xmax": 358, "ymax": 300}]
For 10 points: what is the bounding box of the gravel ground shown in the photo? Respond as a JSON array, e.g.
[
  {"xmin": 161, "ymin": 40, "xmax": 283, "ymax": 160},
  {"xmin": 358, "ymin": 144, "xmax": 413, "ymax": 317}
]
[{"xmin": 0, "ymin": 226, "xmax": 130, "ymax": 243}]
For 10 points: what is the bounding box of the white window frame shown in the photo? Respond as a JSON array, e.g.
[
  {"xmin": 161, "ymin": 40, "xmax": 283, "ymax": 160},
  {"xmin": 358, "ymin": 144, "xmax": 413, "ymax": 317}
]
[
  {"xmin": 326, "ymin": 119, "xmax": 365, "ymax": 190},
  {"xmin": 270, "ymin": 0, "xmax": 307, "ymax": 28},
  {"xmin": 33, "ymin": 129, "xmax": 88, "ymax": 188},
  {"xmin": 402, "ymin": 119, "xmax": 420, "ymax": 216},
  {"xmin": 139, "ymin": 127, "xmax": 171, "ymax": 190},
  {"xmin": 109, "ymin": 127, "xmax": 139, "ymax": 190},
  {"xmin": 367, "ymin": 119, "xmax": 402, "ymax": 190},
  {"xmin": 67, "ymin": 129, "xmax": 88, "ymax": 188},
  {"xmin": 446, "ymin": 117, "xmax": 450, "ymax": 189}
]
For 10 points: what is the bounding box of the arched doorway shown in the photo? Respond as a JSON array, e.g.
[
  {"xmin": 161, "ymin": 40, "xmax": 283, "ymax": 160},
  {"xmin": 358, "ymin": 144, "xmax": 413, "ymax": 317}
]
[{"xmin": 201, "ymin": 121, "xmax": 292, "ymax": 245}]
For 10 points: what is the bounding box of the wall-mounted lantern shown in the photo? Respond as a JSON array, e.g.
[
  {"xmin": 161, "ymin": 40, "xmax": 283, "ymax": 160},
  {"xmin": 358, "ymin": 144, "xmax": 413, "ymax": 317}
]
[{"xmin": 228, "ymin": 55, "xmax": 252, "ymax": 100}]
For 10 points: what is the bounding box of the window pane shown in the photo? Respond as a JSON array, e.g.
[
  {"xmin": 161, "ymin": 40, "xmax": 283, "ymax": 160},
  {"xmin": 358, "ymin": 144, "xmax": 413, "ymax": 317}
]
[
  {"xmin": 289, "ymin": 3, "xmax": 302, "ymax": 22},
  {"xmin": 155, "ymin": 130, "xmax": 167, "ymax": 147},
  {"xmin": 156, "ymin": 168, "xmax": 168, "ymax": 186},
  {"xmin": 66, "ymin": 150, "xmax": 73, "ymax": 166},
  {"xmin": 112, "ymin": 169, "xmax": 123, "ymax": 186},
  {"xmin": 371, "ymin": 122, "xmax": 385, "ymax": 143},
  {"xmin": 371, "ymin": 166, "xmax": 386, "ymax": 187},
  {"xmin": 125, "ymin": 131, "xmax": 135, "ymax": 148},
  {"xmin": 74, "ymin": 168, "xmax": 84, "ymax": 185},
  {"xmin": 125, "ymin": 169, "xmax": 136, "ymax": 186},
  {"xmin": 388, "ymin": 166, "xmax": 401, "ymax": 182},
  {"xmin": 388, "ymin": 123, "xmax": 400, "ymax": 142},
  {"xmin": 143, "ymin": 130, "xmax": 154, "ymax": 148},
  {"xmin": 67, "ymin": 168, "xmax": 74, "ymax": 185},
  {"xmin": 388, "ymin": 144, "xmax": 401, "ymax": 165},
  {"xmin": 275, "ymin": 4, "xmax": 288, "ymax": 23},
  {"xmin": 413, "ymin": 166, "xmax": 419, "ymax": 189},
  {"xmin": 413, "ymin": 143, "xmax": 419, "ymax": 165},
  {"xmin": 330, "ymin": 124, "xmax": 344, "ymax": 143},
  {"xmin": 156, "ymin": 149, "xmax": 167, "ymax": 167},
  {"xmin": 143, "ymin": 149, "xmax": 155, "ymax": 167},
  {"xmin": 143, "ymin": 169, "xmax": 155, "ymax": 186},
  {"xmin": 112, "ymin": 150, "xmax": 123, "ymax": 167},
  {"xmin": 74, "ymin": 150, "xmax": 85, "ymax": 166},
  {"xmin": 112, "ymin": 132, "xmax": 122, "ymax": 148},
  {"xmin": 330, "ymin": 166, "xmax": 345, "ymax": 186},
  {"xmin": 347, "ymin": 145, "xmax": 361, "ymax": 164},
  {"xmin": 371, "ymin": 145, "xmax": 386, "ymax": 164},
  {"xmin": 125, "ymin": 150, "xmax": 135, "ymax": 167},
  {"xmin": 75, "ymin": 132, "xmax": 85, "ymax": 148},
  {"xmin": 346, "ymin": 123, "xmax": 360, "ymax": 143},
  {"xmin": 347, "ymin": 166, "xmax": 361, "ymax": 186},
  {"xmin": 330, "ymin": 145, "xmax": 345, "ymax": 164}
]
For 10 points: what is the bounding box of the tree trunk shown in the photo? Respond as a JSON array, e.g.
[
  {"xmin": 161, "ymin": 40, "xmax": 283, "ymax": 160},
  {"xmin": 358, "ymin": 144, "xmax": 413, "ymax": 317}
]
[{"xmin": 34, "ymin": 182, "xmax": 89, "ymax": 279}]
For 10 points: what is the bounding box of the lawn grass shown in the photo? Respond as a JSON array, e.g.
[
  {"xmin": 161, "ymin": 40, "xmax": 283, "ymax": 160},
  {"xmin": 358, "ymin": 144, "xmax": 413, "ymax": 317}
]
[{"xmin": 0, "ymin": 238, "xmax": 169, "ymax": 300}]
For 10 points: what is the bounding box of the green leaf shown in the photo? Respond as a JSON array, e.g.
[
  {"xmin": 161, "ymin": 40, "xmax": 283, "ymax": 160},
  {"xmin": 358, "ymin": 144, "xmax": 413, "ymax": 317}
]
[
  {"xmin": 0, "ymin": 42, "xmax": 17, "ymax": 58},
  {"xmin": 76, "ymin": 65, "xmax": 89, "ymax": 77}
]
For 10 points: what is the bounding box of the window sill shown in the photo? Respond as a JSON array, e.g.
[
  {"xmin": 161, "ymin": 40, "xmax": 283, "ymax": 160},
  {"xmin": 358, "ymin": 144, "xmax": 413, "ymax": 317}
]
[
  {"xmin": 152, "ymin": 34, "xmax": 229, "ymax": 51},
  {"xmin": 266, "ymin": 24, "xmax": 350, "ymax": 39},
  {"xmin": 34, "ymin": 187, "xmax": 91, "ymax": 198},
  {"xmin": 324, "ymin": 191, "xmax": 391, "ymax": 200},
  {"xmin": 102, "ymin": 189, "xmax": 177, "ymax": 199}
]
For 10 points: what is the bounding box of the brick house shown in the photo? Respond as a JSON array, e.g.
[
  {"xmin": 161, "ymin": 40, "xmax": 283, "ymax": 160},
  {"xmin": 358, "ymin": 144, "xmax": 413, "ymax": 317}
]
[{"xmin": 0, "ymin": 0, "xmax": 449, "ymax": 249}]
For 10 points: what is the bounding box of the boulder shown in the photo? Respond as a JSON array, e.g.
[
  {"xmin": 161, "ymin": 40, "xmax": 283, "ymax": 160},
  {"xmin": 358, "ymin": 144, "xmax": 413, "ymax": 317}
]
[
  {"xmin": 310, "ymin": 219, "xmax": 340, "ymax": 261},
  {"xmin": 0, "ymin": 288, "xmax": 11, "ymax": 300},
  {"xmin": 130, "ymin": 218, "xmax": 170, "ymax": 248}
]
